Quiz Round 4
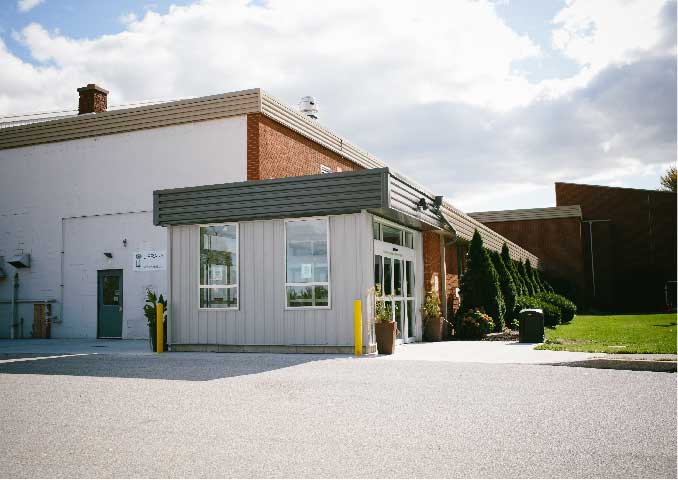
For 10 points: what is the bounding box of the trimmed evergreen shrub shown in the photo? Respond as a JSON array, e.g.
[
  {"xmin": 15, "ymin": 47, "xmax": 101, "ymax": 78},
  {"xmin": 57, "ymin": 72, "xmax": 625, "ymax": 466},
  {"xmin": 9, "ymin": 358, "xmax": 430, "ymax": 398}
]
[
  {"xmin": 459, "ymin": 230, "xmax": 506, "ymax": 332},
  {"xmin": 489, "ymin": 250, "xmax": 517, "ymax": 324},
  {"xmin": 501, "ymin": 244, "xmax": 526, "ymax": 296},
  {"xmin": 516, "ymin": 261, "xmax": 535, "ymax": 296},
  {"xmin": 525, "ymin": 260, "xmax": 543, "ymax": 294},
  {"xmin": 535, "ymin": 292, "xmax": 577, "ymax": 323},
  {"xmin": 514, "ymin": 295, "xmax": 562, "ymax": 327}
]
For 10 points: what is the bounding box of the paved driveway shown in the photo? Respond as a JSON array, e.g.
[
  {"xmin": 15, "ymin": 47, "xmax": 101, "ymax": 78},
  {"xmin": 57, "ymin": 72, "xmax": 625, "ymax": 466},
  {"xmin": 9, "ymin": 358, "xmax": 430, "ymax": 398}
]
[{"xmin": 0, "ymin": 341, "xmax": 676, "ymax": 478}]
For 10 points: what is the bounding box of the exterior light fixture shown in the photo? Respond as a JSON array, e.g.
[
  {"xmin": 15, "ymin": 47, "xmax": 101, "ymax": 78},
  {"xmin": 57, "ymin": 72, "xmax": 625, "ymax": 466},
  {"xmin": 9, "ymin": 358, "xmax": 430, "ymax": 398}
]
[
  {"xmin": 104, "ymin": 252, "xmax": 113, "ymax": 259},
  {"xmin": 122, "ymin": 238, "xmax": 127, "ymax": 247},
  {"xmin": 417, "ymin": 198, "xmax": 428, "ymax": 210}
]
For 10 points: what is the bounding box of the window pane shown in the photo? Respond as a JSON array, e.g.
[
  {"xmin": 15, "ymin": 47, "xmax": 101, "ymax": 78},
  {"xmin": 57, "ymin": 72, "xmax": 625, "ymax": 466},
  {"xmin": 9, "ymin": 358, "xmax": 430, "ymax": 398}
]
[
  {"xmin": 382, "ymin": 224, "xmax": 402, "ymax": 245},
  {"xmin": 404, "ymin": 232, "xmax": 414, "ymax": 248},
  {"xmin": 407, "ymin": 300, "xmax": 414, "ymax": 337},
  {"xmin": 373, "ymin": 221, "xmax": 381, "ymax": 240},
  {"xmin": 200, "ymin": 287, "xmax": 238, "ymax": 308},
  {"xmin": 102, "ymin": 275, "xmax": 120, "ymax": 306},
  {"xmin": 200, "ymin": 225, "xmax": 238, "ymax": 286},
  {"xmin": 287, "ymin": 286, "xmax": 313, "ymax": 307},
  {"xmin": 394, "ymin": 258, "xmax": 402, "ymax": 296},
  {"xmin": 405, "ymin": 260, "xmax": 413, "ymax": 297},
  {"xmin": 314, "ymin": 285, "xmax": 329, "ymax": 307},
  {"xmin": 286, "ymin": 219, "xmax": 328, "ymax": 284},
  {"xmin": 374, "ymin": 255, "xmax": 382, "ymax": 291},
  {"xmin": 384, "ymin": 257, "xmax": 392, "ymax": 295},
  {"xmin": 394, "ymin": 301, "xmax": 403, "ymax": 339}
]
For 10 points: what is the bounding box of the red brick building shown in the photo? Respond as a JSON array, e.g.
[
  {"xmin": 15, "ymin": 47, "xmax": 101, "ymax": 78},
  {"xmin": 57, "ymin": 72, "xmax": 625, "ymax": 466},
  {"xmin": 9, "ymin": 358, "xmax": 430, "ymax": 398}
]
[{"xmin": 471, "ymin": 183, "xmax": 677, "ymax": 312}]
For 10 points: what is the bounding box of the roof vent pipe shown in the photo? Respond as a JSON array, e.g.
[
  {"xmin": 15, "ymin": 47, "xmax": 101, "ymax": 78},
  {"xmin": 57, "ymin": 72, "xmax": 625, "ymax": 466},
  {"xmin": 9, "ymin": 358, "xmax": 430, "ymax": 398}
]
[{"xmin": 299, "ymin": 96, "xmax": 318, "ymax": 120}]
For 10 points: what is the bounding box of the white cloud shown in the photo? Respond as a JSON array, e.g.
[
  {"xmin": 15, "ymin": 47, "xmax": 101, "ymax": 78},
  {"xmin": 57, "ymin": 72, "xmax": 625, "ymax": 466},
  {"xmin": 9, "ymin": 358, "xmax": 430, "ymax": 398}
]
[
  {"xmin": 17, "ymin": 0, "xmax": 45, "ymax": 13},
  {"xmin": 0, "ymin": 0, "xmax": 674, "ymax": 211},
  {"xmin": 552, "ymin": 0, "xmax": 670, "ymax": 70}
]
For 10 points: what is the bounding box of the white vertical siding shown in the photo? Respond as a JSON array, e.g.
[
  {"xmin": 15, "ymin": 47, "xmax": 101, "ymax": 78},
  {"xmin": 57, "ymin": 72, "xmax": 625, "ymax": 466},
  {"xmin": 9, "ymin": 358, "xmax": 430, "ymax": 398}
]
[{"xmin": 169, "ymin": 212, "xmax": 375, "ymax": 347}]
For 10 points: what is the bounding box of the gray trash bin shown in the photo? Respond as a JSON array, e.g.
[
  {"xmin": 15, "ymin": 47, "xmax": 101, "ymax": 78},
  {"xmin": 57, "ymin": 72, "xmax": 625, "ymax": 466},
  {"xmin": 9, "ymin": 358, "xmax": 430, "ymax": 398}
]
[{"xmin": 519, "ymin": 308, "xmax": 544, "ymax": 343}]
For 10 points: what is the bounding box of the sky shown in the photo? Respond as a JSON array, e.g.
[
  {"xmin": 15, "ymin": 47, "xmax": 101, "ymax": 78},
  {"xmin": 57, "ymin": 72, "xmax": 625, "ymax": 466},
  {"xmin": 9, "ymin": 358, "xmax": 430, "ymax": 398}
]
[{"xmin": 0, "ymin": 0, "xmax": 675, "ymax": 212}]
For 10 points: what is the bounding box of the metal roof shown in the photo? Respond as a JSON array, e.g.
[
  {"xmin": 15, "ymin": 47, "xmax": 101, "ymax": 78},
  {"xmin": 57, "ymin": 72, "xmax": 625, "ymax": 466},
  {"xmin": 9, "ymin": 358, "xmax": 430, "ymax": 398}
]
[
  {"xmin": 468, "ymin": 205, "xmax": 583, "ymax": 223},
  {"xmin": 0, "ymin": 88, "xmax": 540, "ymax": 266}
]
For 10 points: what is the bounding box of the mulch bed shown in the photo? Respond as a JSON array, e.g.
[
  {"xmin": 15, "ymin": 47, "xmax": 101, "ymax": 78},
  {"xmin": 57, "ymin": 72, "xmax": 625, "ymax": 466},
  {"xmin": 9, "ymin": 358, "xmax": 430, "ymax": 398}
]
[{"xmin": 482, "ymin": 330, "xmax": 519, "ymax": 341}]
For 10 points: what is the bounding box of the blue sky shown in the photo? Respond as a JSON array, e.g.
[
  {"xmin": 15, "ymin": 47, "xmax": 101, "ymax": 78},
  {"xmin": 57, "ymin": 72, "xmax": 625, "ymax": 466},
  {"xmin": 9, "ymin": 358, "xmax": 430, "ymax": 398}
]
[{"xmin": 0, "ymin": 0, "xmax": 675, "ymax": 211}]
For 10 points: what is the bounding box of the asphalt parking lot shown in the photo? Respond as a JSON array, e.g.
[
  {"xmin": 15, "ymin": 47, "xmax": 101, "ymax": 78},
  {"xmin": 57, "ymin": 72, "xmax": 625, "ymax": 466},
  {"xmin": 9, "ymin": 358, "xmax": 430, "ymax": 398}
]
[{"xmin": 1, "ymin": 349, "xmax": 676, "ymax": 478}]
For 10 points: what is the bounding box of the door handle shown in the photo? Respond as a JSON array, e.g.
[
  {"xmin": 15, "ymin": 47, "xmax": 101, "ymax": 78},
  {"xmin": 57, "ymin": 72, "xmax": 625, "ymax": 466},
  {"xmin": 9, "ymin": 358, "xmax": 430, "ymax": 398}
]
[{"xmin": 119, "ymin": 306, "xmax": 123, "ymax": 312}]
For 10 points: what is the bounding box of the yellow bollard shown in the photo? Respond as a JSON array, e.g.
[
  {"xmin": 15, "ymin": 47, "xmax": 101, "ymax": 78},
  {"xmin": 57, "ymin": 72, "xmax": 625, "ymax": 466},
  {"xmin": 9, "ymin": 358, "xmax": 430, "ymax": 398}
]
[
  {"xmin": 353, "ymin": 299, "xmax": 362, "ymax": 356},
  {"xmin": 156, "ymin": 303, "xmax": 164, "ymax": 353}
]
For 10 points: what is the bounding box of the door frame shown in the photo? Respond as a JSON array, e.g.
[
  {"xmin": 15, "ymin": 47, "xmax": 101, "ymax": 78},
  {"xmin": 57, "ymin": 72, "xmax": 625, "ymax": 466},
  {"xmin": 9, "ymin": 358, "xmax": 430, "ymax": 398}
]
[
  {"xmin": 374, "ymin": 239, "xmax": 418, "ymax": 344},
  {"xmin": 97, "ymin": 269, "xmax": 124, "ymax": 339}
]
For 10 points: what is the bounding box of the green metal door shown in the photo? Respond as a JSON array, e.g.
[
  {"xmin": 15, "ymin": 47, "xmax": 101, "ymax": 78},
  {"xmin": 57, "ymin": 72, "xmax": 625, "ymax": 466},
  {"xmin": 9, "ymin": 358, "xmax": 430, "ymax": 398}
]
[{"xmin": 97, "ymin": 270, "xmax": 123, "ymax": 338}]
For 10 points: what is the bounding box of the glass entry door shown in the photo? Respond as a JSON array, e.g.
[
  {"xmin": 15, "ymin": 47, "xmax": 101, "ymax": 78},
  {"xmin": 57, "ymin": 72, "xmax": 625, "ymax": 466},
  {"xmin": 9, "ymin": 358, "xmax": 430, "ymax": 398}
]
[{"xmin": 374, "ymin": 246, "xmax": 416, "ymax": 343}]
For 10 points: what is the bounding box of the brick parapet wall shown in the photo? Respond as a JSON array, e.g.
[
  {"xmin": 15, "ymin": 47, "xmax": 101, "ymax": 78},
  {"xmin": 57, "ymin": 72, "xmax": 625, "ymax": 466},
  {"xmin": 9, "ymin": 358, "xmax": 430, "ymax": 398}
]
[{"xmin": 247, "ymin": 113, "xmax": 362, "ymax": 180}]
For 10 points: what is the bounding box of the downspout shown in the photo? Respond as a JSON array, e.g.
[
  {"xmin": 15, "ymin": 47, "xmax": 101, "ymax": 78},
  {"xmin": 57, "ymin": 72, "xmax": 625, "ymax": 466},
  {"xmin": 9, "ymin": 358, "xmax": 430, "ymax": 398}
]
[
  {"xmin": 439, "ymin": 234, "xmax": 447, "ymax": 321},
  {"xmin": 166, "ymin": 226, "xmax": 172, "ymax": 350},
  {"xmin": 10, "ymin": 272, "xmax": 18, "ymax": 339},
  {"xmin": 588, "ymin": 221, "xmax": 596, "ymax": 299}
]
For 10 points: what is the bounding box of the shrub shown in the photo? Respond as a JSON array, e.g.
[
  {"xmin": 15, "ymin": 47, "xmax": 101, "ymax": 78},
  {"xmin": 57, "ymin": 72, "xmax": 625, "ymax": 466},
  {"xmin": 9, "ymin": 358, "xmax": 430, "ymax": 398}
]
[
  {"xmin": 489, "ymin": 250, "xmax": 517, "ymax": 324},
  {"xmin": 516, "ymin": 261, "xmax": 535, "ymax": 296},
  {"xmin": 525, "ymin": 260, "xmax": 543, "ymax": 294},
  {"xmin": 535, "ymin": 292, "xmax": 577, "ymax": 323},
  {"xmin": 514, "ymin": 295, "xmax": 562, "ymax": 327},
  {"xmin": 502, "ymin": 244, "xmax": 526, "ymax": 296},
  {"xmin": 458, "ymin": 309, "xmax": 495, "ymax": 339},
  {"xmin": 422, "ymin": 290, "xmax": 442, "ymax": 319},
  {"xmin": 459, "ymin": 230, "xmax": 505, "ymax": 331}
]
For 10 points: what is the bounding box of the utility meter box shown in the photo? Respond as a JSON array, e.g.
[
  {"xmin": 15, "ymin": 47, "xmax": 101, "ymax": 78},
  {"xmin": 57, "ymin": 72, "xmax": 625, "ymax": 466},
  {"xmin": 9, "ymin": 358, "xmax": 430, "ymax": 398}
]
[
  {"xmin": 518, "ymin": 308, "xmax": 544, "ymax": 343},
  {"xmin": 8, "ymin": 253, "xmax": 31, "ymax": 269}
]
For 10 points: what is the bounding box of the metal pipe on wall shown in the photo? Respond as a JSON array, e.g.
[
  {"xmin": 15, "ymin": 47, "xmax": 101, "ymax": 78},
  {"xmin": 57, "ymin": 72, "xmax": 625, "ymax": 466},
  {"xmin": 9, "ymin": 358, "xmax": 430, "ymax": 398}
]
[{"xmin": 10, "ymin": 272, "xmax": 18, "ymax": 339}]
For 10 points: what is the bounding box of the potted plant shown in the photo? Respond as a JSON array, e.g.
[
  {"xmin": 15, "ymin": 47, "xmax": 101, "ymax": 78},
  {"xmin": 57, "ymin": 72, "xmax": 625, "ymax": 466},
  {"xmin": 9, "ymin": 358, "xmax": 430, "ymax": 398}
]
[
  {"xmin": 422, "ymin": 290, "xmax": 444, "ymax": 342},
  {"xmin": 373, "ymin": 284, "xmax": 397, "ymax": 355},
  {"xmin": 143, "ymin": 289, "xmax": 167, "ymax": 351}
]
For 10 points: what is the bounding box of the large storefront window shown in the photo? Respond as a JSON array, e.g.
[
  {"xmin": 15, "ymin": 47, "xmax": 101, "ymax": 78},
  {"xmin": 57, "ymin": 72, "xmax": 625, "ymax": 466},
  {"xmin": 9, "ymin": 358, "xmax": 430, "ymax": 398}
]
[
  {"xmin": 285, "ymin": 218, "xmax": 330, "ymax": 308},
  {"xmin": 199, "ymin": 224, "xmax": 238, "ymax": 308}
]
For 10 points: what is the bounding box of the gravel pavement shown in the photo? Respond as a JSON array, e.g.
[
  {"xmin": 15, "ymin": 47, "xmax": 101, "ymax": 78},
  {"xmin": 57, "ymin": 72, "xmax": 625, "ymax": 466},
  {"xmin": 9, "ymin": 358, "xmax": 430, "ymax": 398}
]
[{"xmin": 0, "ymin": 352, "xmax": 676, "ymax": 478}]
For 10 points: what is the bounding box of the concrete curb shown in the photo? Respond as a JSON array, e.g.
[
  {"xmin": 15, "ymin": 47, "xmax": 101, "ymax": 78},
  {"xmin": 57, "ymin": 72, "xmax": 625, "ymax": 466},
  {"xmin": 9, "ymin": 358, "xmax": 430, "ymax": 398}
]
[{"xmin": 548, "ymin": 358, "xmax": 677, "ymax": 373}]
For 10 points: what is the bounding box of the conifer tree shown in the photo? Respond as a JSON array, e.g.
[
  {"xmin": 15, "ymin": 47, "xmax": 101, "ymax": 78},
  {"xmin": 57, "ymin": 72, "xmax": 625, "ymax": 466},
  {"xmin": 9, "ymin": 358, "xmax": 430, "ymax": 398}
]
[
  {"xmin": 501, "ymin": 243, "xmax": 525, "ymax": 296},
  {"xmin": 517, "ymin": 260, "xmax": 535, "ymax": 296},
  {"xmin": 489, "ymin": 250, "xmax": 518, "ymax": 323},
  {"xmin": 525, "ymin": 259, "xmax": 542, "ymax": 294},
  {"xmin": 459, "ymin": 230, "xmax": 505, "ymax": 331}
]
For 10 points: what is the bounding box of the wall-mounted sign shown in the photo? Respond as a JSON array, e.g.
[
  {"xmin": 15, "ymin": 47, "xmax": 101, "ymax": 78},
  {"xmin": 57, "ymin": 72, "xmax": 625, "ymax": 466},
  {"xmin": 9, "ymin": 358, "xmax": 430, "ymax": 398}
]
[
  {"xmin": 134, "ymin": 250, "xmax": 166, "ymax": 271},
  {"xmin": 301, "ymin": 263, "xmax": 313, "ymax": 279}
]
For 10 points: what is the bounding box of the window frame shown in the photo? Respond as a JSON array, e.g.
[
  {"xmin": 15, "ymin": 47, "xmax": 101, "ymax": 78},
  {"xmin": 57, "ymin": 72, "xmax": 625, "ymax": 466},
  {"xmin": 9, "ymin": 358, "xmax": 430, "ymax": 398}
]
[
  {"xmin": 198, "ymin": 222, "xmax": 240, "ymax": 311},
  {"xmin": 284, "ymin": 216, "xmax": 332, "ymax": 310},
  {"xmin": 372, "ymin": 216, "xmax": 418, "ymax": 248}
]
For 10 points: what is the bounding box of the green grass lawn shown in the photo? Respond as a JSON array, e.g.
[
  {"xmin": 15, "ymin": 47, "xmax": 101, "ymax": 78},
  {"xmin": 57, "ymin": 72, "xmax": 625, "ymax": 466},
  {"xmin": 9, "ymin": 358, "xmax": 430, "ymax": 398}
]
[{"xmin": 535, "ymin": 313, "xmax": 677, "ymax": 354}]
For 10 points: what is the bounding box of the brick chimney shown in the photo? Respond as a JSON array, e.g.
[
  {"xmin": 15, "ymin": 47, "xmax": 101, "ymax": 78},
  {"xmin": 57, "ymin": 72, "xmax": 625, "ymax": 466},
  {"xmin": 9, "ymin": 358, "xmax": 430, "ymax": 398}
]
[{"xmin": 77, "ymin": 84, "xmax": 109, "ymax": 115}]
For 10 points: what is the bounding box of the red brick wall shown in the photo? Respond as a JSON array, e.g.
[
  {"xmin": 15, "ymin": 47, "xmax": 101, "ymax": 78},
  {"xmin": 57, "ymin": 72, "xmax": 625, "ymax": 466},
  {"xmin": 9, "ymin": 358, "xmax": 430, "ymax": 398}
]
[
  {"xmin": 247, "ymin": 113, "xmax": 362, "ymax": 180},
  {"xmin": 423, "ymin": 231, "xmax": 461, "ymax": 326},
  {"xmin": 422, "ymin": 231, "xmax": 441, "ymax": 297},
  {"xmin": 481, "ymin": 217, "xmax": 586, "ymax": 290},
  {"xmin": 556, "ymin": 182, "xmax": 677, "ymax": 311}
]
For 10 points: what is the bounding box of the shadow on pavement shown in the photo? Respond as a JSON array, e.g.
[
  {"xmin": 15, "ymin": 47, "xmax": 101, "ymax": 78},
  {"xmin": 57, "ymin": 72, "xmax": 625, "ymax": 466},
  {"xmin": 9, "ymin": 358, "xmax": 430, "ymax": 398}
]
[
  {"xmin": 0, "ymin": 352, "xmax": 348, "ymax": 381},
  {"xmin": 548, "ymin": 358, "xmax": 677, "ymax": 373}
]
